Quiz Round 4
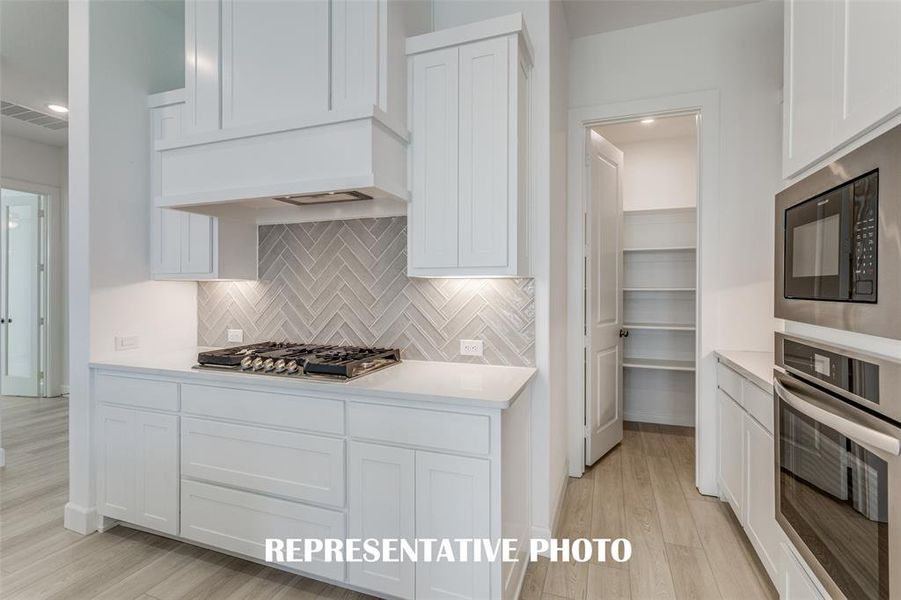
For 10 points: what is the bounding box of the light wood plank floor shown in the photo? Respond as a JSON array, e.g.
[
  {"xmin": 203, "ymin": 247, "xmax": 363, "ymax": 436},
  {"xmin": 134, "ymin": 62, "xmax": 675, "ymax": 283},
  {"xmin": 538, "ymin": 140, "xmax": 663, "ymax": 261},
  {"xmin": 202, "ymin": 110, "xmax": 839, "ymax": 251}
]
[
  {"xmin": 521, "ymin": 422, "xmax": 779, "ymax": 600},
  {"xmin": 0, "ymin": 395, "xmax": 377, "ymax": 600},
  {"xmin": 1, "ymin": 398, "xmax": 777, "ymax": 599}
]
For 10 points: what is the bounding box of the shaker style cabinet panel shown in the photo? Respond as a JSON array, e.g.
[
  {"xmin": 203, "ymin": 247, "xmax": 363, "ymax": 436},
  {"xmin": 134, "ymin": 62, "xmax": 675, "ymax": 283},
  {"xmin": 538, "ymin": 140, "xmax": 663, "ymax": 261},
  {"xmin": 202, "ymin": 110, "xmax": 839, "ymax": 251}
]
[
  {"xmin": 407, "ymin": 16, "xmax": 532, "ymax": 277},
  {"xmin": 220, "ymin": 0, "xmax": 330, "ymax": 128},
  {"xmin": 409, "ymin": 47, "xmax": 460, "ymax": 270},
  {"xmin": 783, "ymin": 0, "xmax": 901, "ymax": 177},
  {"xmin": 348, "ymin": 442, "xmax": 415, "ymax": 600},
  {"xmin": 415, "ymin": 452, "xmax": 491, "ymax": 600},
  {"xmin": 97, "ymin": 405, "xmax": 179, "ymax": 536},
  {"xmin": 149, "ymin": 92, "xmax": 258, "ymax": 281},
  {"xmin": 717, "ymin": 388, "xmax": 744, "ymax": 520},
  {"xmin": 743, "ymin": 413, "xmax": 782, "ymax": 584}
]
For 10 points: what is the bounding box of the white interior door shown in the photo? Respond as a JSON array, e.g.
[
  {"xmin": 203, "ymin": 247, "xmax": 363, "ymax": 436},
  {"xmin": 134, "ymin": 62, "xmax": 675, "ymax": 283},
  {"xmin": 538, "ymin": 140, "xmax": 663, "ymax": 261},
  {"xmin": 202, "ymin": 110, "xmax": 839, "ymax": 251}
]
[
  {"xmin": 1, "ymin": 189, "xmax": 42, "ymax": 397},
  {"xmin": 585, "ymin": 131, "xmax": 624, "ymax": 466}
]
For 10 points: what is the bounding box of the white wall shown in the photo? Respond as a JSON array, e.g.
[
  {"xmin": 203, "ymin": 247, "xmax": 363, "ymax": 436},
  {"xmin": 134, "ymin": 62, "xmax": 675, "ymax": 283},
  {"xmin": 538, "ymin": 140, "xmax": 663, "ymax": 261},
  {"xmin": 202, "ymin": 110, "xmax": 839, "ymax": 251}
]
[
  {"xmin": 431, "ymin": 0, "xmax": 570, "ymax": 541},
  {"xmin": 618, "ymin": 135, "xmax": 697, "ymax": 211},
  {"xmin": 571, "ymin": 0, "xmax": 782, "ymax": 353},
  {"xmin": 66, "ymin": 1, "xmax": 195, "ymax": 533}
]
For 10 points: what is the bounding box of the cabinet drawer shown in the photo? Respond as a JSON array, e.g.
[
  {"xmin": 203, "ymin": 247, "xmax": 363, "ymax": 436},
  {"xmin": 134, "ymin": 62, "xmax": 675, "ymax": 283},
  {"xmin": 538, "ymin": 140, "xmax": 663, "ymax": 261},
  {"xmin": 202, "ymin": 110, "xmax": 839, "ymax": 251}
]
[
  {"xmin": 181, "ymin": 383, "xmax": 344, "ymax": 434},
  {"xmin": 742, "ymin": 379, "xmax": 774, "ymax": 434},
  {"xmin": 181, "ymin": 479, "xmax": 345, "ymax": 582},
  {"xmin": 716, "ymin": 362, "xmax": 742, "ymax": 404},
  {"xmin": 95, "ymin": 373, "xmax": 179, "ymax": 411},
  {"xmin": 181, "ymin": 418, "xmax": 345, "ymax": 507},
  {"xmin": 348, "ymin": 403, "xmax": 490, "ymax": 455}
]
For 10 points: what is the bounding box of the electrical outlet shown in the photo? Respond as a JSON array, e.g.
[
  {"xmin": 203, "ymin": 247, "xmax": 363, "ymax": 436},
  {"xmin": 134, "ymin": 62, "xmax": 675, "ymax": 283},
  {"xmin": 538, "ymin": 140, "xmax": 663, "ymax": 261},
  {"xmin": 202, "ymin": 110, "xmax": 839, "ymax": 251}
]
[
  {"xmin": 460, "ymin": 339, "xmax": 484, "ymax": 357},
  {"xmin": 227, "ymin": 329, "xmax": 244, "ymax": 343},
  {"xmin": 114, "ymin": 335, "xmax": 140, "ymax": 351}
]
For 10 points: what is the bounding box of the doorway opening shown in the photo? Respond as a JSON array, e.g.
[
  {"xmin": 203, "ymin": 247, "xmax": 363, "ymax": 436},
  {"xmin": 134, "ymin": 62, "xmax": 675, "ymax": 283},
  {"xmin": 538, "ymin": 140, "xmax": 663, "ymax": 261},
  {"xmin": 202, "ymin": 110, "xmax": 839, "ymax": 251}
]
[
  {"xmin": 0, "ymin": 183, "xmax": 60, "ymax": 398},
  {"xmin": 567, "ymin": 91, "xmax": 720, "ymax": 495}
]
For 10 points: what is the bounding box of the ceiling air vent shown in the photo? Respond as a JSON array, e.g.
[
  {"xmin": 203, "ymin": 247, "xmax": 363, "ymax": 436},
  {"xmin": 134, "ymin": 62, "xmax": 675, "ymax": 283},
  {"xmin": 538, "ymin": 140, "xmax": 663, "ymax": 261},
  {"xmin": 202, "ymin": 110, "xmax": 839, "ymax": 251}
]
[{"xmin": 1, "ymin": 101, "xmax": 68, "ymax": 130}]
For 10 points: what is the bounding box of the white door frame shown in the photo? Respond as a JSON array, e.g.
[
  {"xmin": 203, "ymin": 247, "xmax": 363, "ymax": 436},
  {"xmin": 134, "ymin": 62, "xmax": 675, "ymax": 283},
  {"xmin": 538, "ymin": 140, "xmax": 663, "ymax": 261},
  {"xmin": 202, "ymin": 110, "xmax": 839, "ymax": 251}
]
[
  {"xmin": 0, "ymin": 177, "xmax": 63, "ymax": 398},
  {"xmin": 566, "ymin": 90, "xmax": 721, "ymax": 496}
]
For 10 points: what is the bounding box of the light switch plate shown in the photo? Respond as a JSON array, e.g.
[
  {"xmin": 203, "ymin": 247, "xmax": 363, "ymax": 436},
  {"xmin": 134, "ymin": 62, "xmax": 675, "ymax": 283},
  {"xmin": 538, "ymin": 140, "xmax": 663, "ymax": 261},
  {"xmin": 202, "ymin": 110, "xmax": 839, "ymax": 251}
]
[
  {"xmin": 114, "ymin": 335, "xmax": 140, "ymax": 351},
  {"xmin": 227, "ymin": 329, "xmax": 244, "ymax": 343},
  {"xmin": 460, "ymin": 339, "xmax": 484, "ymax": 357}
]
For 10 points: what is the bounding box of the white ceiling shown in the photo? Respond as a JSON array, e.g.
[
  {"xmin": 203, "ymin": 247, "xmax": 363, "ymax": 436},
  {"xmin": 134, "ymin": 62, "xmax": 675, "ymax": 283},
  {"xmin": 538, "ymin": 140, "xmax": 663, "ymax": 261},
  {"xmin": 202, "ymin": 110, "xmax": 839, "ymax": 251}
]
[
  {"xmin": 0, "ymin": 0, "xmax": 68, "ymax": 146},
  {"xmin": 594, "ymin": 114, "xmax": 696, "ymax": 146},
  {"xmin": 562, "ymin": 0, "xmax": 761, "ymax": 39}
]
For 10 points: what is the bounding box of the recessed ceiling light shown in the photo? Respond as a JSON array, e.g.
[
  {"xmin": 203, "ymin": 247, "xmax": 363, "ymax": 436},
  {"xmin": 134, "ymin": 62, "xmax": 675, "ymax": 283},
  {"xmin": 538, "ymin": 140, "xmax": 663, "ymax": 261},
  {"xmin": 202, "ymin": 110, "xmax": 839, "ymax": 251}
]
[
  {"xmin": 46, "ymin": 104, "xmax": 68, "ymax": 114},
  {"xmin": 641, "ymin": 118, "xmax": 655, "ymax": 125}
]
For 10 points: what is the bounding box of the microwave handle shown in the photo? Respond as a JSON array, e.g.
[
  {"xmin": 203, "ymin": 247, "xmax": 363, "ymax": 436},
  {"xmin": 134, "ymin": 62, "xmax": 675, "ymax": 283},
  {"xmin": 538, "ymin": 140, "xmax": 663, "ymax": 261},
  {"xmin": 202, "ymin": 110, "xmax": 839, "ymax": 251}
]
[{"xmin": 775, "ymin": 379, "xmax": 901, "ymax": 456}]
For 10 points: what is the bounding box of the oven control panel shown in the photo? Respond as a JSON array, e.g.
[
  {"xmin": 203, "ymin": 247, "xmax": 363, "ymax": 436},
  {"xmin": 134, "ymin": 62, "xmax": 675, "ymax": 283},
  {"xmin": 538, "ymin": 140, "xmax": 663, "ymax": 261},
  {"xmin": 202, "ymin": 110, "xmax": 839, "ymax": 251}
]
[
  {"xmin": 851, "ymin": 171, "xmax": 878, "ymax": 300},
  {"xmin": 782, "ymin": 339, "xmax": 880, "ymax": 404}
]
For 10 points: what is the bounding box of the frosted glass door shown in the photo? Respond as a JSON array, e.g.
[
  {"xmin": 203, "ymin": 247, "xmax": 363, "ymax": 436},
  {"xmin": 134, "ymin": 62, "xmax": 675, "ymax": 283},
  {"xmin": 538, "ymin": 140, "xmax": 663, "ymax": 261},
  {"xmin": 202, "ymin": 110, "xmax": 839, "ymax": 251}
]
[{"xmin": 1, "ymin": 190, "xmax": 41, "ymax": 396}]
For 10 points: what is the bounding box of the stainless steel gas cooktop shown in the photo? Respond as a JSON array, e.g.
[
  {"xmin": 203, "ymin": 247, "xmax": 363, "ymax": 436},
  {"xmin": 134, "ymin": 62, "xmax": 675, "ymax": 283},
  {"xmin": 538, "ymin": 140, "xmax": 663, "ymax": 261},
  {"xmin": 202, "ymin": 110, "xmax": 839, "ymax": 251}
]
[{"xmin": 195, "ymin": 342, "xmax": 401, "ymax": 381}]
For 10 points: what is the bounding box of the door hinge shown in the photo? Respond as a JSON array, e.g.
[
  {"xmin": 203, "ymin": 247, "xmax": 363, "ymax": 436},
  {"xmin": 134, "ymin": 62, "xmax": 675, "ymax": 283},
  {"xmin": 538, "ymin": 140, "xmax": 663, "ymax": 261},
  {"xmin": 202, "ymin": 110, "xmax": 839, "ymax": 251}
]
[
  {"xmin": 585, "ymin": 152, "xmax": 591, "ymax": 167},
  {"xmin": 39, "ymin": 371, "xmax": 45, "ymax": 380},
  {"xmin": 39, "ymin": 263, "xmax": 46, "ymax": 272},
  {"xmin": 584, "ymin": 425, "xmax": 591, "ymax": 437},
  {"xmin": 39, "ymin": 317, "xmax": 46, "ymax": 326},
  {"xmin": 38, "ymin": 209, "xmax": 46, "ymax": 218}
]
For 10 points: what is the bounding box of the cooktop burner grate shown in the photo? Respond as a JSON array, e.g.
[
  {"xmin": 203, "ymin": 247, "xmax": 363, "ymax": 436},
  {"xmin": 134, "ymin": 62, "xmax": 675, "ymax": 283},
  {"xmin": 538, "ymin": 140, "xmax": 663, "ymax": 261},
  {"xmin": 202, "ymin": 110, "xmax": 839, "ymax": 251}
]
[{"xmin": 195, "ymin": 342, "xmax": 401, "ymax": 380}]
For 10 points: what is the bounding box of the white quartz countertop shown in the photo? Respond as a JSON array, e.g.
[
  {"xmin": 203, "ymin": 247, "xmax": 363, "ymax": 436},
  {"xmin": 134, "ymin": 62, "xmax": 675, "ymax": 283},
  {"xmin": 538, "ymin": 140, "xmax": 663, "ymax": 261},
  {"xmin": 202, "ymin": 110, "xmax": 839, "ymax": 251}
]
[
  {"xmin": 90, "ymin": 347, "xmax": 537, "ymax": 409},
  {"xmin": 715, "ymin": 350, "xmax": 774, "ymax": 391}
]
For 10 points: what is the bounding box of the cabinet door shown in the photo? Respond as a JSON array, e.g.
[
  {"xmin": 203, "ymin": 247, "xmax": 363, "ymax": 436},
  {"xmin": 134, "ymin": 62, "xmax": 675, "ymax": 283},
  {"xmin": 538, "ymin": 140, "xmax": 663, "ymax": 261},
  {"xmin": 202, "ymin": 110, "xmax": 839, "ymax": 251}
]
[
  {"xmin": 743, "ymin": 414, "xmax": 781, "ymax": 586},
  {"xmin": 97, "ymin": 405, "xmax": 136, "ymax": 522},
  {"xmin": 348, "ymin": 442, "xmax": 415, "ymax": 600},
  {"xmin": 150, "ymin": 102, "xmax": 185, "ymax": 276},
  {"xmin": 458, "ymin": 37, "xmax": 509, "ymax": 269},
  {"xmin": 180, "ymin": 212, "xmax": 214, "ymax": 275},
  {"xmin": 185, "ymin": 0, "xmax": 221, "ymax": 134},
  {"xmin": 220, "ymin": 0, "xmax": 329, "ymax": 128},
  {"xmin": 784, "ymin": 0, "xmax": 836, "ymax": 176},
  {"xmin": 833, "ymin": 0, "xmax": 901, "ymax": 143},
  {"xmin": 134, "ymin": 412, "xmax": 179, "ymax": 535},
  {"xmin": 410, "ymin": 48, "xmax": 460, "ymax": 271},
  {"xmin": 782, "ymin": 544, "xmax": 825, "ymax": 600},
  {"xmin": 330, "ymin": 0, "xmax": 379, "ymax": 111},
  {"xmin": 415, "ymin": 452, "xmax": 490, "ymax": 600},
  {"xmin": 717, "ymin": 389, "xmax": 744, "ymax": 520}
]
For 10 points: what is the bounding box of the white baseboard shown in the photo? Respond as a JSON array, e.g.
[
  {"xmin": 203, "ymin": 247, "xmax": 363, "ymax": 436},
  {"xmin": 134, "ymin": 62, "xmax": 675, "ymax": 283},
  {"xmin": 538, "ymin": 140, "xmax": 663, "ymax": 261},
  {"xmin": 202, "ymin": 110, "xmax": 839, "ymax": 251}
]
[
  {"xmin": 530, "ymin": 464, "xmax": 570, "ymax": 556},
  {"xmin": 60, "ymin": 385, "xmax": 70, "ymax": 395},
  {"xmin": 64, "ymin": 502, "xmax": 98, "ymax": 534},
  {"xmin": 624, "ymin": 409, "xmax": 695, "ymax": 427}
]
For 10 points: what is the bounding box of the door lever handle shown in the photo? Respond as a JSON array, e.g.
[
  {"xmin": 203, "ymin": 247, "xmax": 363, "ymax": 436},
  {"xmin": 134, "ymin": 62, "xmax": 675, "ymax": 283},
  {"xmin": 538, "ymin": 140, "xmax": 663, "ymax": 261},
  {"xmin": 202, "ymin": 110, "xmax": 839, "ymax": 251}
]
[{"xmin": 619, "ymin": 328, "xmax": 629, "ymax": 338}]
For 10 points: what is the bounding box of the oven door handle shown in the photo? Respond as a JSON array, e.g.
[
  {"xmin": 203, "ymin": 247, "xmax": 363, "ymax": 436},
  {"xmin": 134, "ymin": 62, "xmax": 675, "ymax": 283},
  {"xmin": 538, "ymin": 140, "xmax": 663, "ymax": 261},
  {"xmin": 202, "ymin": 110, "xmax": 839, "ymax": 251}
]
[{"xmin": 775, "ymin": 379, "xmax": 901, "ymax": 456}]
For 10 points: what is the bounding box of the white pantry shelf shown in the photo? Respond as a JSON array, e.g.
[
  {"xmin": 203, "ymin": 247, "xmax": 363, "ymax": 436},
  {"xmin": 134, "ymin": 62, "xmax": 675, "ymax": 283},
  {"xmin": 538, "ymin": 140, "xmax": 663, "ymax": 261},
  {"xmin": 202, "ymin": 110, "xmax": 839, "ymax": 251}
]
[
  {"xmin": 623, "ymin": 358, "xmax": 696, "ymax": 372},
  {"xmin": 624, "ymin": 322, "xmax": 696, "ymax": 332},
  {"xmin": 623, "ymin": 287, "xmax": 696, "ymax": 292},
  {"xmin": 623, "ymin": 246, "xmax": 696, "ymax": 253}
]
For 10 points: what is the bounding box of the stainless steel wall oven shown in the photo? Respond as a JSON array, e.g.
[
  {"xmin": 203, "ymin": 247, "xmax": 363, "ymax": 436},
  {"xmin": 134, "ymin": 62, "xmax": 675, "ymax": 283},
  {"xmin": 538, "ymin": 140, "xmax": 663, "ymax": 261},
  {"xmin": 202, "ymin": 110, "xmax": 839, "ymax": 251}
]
[{"xmin": 775, "ymin": 333, "xmax": 901, "ymax": 600}]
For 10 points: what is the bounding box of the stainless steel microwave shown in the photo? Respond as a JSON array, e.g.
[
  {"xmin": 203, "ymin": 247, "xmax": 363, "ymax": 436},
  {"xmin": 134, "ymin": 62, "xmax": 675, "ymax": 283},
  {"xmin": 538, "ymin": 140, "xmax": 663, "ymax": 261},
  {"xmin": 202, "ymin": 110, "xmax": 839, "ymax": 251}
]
[{"xmin": 776, "ymin": 125, "xmax": 901, "ymax": 339}]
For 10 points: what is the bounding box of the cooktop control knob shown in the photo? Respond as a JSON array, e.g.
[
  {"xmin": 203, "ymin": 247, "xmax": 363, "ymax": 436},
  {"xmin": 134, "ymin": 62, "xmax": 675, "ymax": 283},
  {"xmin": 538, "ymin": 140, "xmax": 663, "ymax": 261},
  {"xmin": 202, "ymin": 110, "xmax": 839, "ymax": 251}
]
[
  {"xmin": 274, "ymin": 359, "xmax": 287, "ymax": 373},
  {"xmin": 252, "ymin": 357, "xmax": 264, "ymax": 371},
  {"xmin": 286, "ymin": 360, "xmax": 299, "ymax": 374},
  {"xmin": 263, "ymin": 358, "xmax": 275, "ymax": 372},
  {"xmin": 240, "ymin": 356, "xmax": 254, "ymax": 370}
]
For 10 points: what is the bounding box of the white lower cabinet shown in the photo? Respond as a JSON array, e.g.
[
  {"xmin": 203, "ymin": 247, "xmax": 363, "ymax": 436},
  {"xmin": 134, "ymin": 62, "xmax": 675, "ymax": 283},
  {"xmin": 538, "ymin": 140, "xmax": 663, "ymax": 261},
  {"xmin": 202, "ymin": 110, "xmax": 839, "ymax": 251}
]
[
  {"xmin": 743, "ymin": 413, "xmax": 782, "ymax": 584},
  {"xmin": 97, "ymin": 405, "xmax": 179, "ymax": 535},
  {"xmin": 180, "ymin": 479, "xmax": 346, "ymax": 582},
  {"xmin": 348, "ymin": 441, "xmax": 415, "ymax": 599},
  {"xmin": 93, "ymin": 371, "xmax": 530, "ymax": 600},
  {"xmin": 782, "ymin": 544, "xmax": 825, "ymax": 600},
  {"xmin": 415, "ymin": 452, "xmax": 491, "ymax": 600},
  {"xmin": 717, "ymin": 388, "xmax": 744, "ymax": 519}
]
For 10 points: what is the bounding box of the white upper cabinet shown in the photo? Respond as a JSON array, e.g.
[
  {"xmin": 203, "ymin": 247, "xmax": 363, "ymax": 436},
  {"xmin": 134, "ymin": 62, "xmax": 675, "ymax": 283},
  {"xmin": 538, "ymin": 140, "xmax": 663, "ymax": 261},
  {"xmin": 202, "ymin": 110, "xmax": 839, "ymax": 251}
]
[
  {"xmin": 149, "ymin": 91, "xmax": 258, "ymax": 280},
  {"xmin": 407, "ymin": 14, "xmax": 533, "ymax": 277},
  {"xmin": 784, "ymin": 0, "xmax": 901, "ymax": 177}
]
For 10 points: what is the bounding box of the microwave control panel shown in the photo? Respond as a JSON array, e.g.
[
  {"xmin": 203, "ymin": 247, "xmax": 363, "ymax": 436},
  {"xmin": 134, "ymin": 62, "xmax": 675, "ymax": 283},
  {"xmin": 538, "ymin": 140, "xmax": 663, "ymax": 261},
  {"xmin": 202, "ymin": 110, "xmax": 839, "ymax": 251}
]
[{"xmin": 851, "ymin": 170, "xmax": 879, "ymax": 301}]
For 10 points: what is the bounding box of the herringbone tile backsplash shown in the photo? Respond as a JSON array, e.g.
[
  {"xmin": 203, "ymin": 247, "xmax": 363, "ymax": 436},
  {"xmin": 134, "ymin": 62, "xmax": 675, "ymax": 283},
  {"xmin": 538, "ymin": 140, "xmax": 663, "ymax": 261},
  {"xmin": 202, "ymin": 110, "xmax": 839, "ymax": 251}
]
[{"xmin": 197, "ymin": 217, "xmax": 535, "ymax": 366}]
